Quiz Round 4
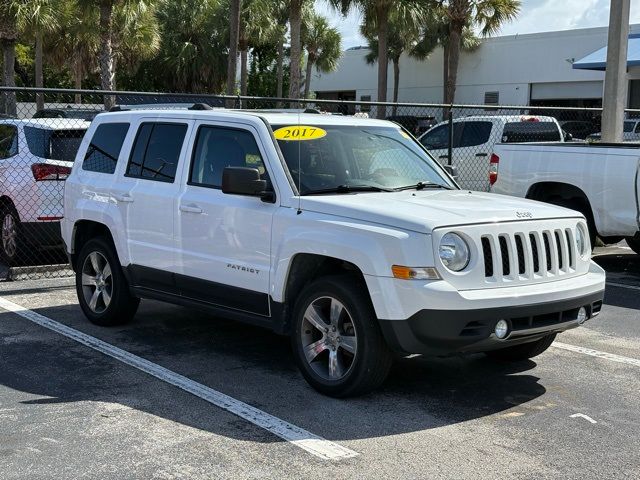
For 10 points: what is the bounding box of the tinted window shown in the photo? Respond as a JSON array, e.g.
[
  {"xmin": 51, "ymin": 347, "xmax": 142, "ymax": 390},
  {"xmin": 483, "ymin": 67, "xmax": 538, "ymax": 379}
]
[
  {"xmin": 0, "ymin": 125, "xmax": 18, "ymax": 159},
  {"xmin": 459, "ymin": 121, "xmax": 493, "ymax": 147},
  {"xmin": 25, "ymin": 126, "xmax": 86, "ymax": 161},
  {"xmin": 502, "ymin": 122, "xmax": 561, "ymax": 143},
  {"xmin": 623, "ymin": 121, "xmax": 634, "ymax": 133},
  {"xmin": 420, "ymin": 125, "xmax": 449, "ymax": 149},
  {"xmin": 83, "ymin": 123, "xmax": 130, "ymax": 173},
  {"xmin": 126, "ymin": 123, "xmax": 187, "ymax": 183},
  {"xmin": 190, "ymin": 126, "xmax": 267, "ymax": 189},
  {"xmin": 635, "ymin": 123, "xmax": 640, "ymax": 134}
]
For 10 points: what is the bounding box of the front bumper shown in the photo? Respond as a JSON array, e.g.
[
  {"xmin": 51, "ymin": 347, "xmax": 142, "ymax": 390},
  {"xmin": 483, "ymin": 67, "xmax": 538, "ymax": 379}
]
[{"xmin": 379, "ymin": 290, "xmax": 603, "ymax": 355}]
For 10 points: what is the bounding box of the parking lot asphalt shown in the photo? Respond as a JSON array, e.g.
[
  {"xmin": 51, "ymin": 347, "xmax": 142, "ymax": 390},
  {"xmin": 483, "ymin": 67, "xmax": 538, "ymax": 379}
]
[{"xmin": 0, "ymin": 245, "xmax": 639, "ymax": 479}]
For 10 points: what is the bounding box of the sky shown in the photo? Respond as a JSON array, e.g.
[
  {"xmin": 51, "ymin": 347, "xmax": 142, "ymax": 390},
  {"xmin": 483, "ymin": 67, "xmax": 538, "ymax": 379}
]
[{"xmin": 315, "ymin": 0, "xmax": 640, "ymax": 49}]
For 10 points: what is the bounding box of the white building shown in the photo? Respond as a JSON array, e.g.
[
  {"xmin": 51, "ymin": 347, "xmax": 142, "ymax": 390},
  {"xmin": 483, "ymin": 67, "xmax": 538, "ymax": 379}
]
[{"xmin": 311, "ymin": 24, "xmax": 640, "ymax": 109}]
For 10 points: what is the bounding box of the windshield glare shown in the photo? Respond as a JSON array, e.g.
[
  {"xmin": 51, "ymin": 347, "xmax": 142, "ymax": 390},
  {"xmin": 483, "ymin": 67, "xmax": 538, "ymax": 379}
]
[{"xmin": 273, "ymin": 125, "xmax": 454, "ymax": 195}]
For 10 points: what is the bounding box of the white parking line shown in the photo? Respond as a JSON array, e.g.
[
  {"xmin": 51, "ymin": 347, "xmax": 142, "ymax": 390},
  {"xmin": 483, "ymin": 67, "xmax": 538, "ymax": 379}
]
[
  {"xmin": 607, "ymin": 281, "xmax": 640, "ymax": 292},
  {"xmin": 0, "ymin": 296, "xmax": 358, "ymax": 461},
  {"xmin": 553, "ymin": 342, "xmax": 640, "ymax": 368}
]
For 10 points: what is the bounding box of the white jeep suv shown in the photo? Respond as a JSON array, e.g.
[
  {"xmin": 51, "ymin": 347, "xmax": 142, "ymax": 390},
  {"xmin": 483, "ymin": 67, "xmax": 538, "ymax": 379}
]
[{"xmin": 62, "ymin": 107, "xmax": 605, "ymax": 397}]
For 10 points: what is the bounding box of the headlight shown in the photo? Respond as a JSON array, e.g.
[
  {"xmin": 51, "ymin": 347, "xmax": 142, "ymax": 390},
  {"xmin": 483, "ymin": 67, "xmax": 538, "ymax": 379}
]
[
  {"xmin": 439, "ymin": 233, "xmax": 470, "ymax": 271},
  {"xmin": 575, "ymin": 224, "xmax": 588, "ymax": 257}
]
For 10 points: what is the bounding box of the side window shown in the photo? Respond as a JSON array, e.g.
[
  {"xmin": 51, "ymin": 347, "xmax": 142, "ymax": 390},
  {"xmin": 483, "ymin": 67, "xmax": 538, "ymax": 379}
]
[
  {"xmin": 83, "ymin": 123, "xmax": 130, "ymax": 174},
  {"xmin": 459, "ymin": 121, "xmax": 493, "ymax": 148},
  {"xmin": 635, "ymin": 122, "xmax": 640, "ymax": 134},
  {"xmin": 126, "ymin": 123, "xmax": 187, "ymax": 183},
  {"xmin": 0, "ymin": 125, "xmax": 18, "ymax": 159},
  {"xmin": 420, "ymin": 125, "xmax": 449, "ymax": 150},
  {"xmin": 189, "ymin": 126, "xmax": 267, "ymax": 189}
]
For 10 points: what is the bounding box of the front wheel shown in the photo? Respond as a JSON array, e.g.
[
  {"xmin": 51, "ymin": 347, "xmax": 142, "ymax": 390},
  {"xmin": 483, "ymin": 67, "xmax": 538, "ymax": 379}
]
[
  {"xmin": 76, "ymin": 237, "xmax": 139, "ymax": 326},
  {"xmin": 485, "ymin": 333, "xmax": 556, "ymax": 361},
  {"xmin": 291, "ymin": 276, "xmax": 393, "ymax": 398},
  {"xmin": 626, "ymin": 233, "xmax": 640, "ymax": 255}
]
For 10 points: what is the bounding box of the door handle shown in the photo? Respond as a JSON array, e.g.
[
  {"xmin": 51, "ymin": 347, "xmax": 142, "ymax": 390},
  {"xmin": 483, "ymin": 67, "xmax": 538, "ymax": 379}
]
[
  {"xmin": 475, "ymin": 153, "xmax": 488, "ymax": 157},
  {"xmin": 114, "ymin": 194, "xmax": 134, "ymax": 203},
  {"xmin": 180, "ymin": 204, "xmax": 203, "ymax": 214}
]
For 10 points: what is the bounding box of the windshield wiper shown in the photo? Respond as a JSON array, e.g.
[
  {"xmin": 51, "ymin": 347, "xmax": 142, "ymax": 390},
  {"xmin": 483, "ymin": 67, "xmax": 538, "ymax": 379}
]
[
  {"xmin": 302, "ymin": 184, "xmax": 395, "ymax": 195},
  {"xmin": 395, "ymin": 181, "xmax": 454, "ymax": 191}
]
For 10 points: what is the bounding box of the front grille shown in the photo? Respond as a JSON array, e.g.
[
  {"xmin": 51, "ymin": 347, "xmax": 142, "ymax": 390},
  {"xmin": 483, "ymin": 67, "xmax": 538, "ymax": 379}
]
[{"xmin": 481, "ymin": 228, "xmax": 577, "ymax": 281}]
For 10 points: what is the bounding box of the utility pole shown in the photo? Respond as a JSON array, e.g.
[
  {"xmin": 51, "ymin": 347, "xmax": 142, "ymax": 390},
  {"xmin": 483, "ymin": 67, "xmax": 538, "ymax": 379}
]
[{"xmin": 601, "ymin": 0, "xmax": 631, "ymax": 143}]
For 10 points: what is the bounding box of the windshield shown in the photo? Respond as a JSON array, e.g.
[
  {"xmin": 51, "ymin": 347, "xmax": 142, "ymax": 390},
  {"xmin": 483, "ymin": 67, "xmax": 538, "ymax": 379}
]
[{"xmin": 272, "ymin": 124, "xmax": 455, "ymax": 195}]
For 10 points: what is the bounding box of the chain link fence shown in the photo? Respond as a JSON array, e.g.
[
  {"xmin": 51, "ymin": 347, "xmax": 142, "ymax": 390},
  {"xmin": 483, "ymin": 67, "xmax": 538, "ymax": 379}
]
[{"xmin": 0, "ymin": 86, "xmax": 622, "ymax": 280}]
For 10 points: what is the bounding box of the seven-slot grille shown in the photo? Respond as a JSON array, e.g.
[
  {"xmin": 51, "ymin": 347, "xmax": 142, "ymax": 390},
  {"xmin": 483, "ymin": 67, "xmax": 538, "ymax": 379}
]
[{"xmin": 481, "ymin": 228, "xmax": 577, "ymax": 281}]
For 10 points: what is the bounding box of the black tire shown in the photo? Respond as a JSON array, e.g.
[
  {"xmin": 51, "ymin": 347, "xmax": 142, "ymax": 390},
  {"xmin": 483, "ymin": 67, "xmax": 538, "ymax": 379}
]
[
  {"xmin": 547, "ymin": 197, "xmax": 596, "ymax": 248},
  {"xmin": 626, "ymin": 233, "xmax": 640, "ymax": 255},
  {"xmin": 0, "ymin": 205, "xmax": 23, "ymax": 266},
  {"xmin": 485, "ymin": 333, "xmax": 556, "ymax": 361},
  {"xmin": 291, "ymin": 275, "xmax": 393, "ymax": 398},
  {"xmin": 75, "ymin": 237, "xmax": 139, "ymax": 326}
]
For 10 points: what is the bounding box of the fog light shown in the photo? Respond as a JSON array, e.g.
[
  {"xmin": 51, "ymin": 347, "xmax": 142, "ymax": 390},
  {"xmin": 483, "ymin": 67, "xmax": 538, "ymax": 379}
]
[
  {"xmin": 495, "ymin": 319, "xmax": 509, "ymax": 339},
  {"xmin": 577, "ymin": 307, "xmax": 588, "ymax": 324}
]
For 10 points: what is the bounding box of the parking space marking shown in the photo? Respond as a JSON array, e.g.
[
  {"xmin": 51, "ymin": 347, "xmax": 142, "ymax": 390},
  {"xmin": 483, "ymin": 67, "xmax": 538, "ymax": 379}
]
[
  {"xmin": 553, "ymin": 342, "xmax": 640, "ymax": 368},
  {"xmin": 0, "ymin": 296, "xmax": 359, "ymax": 461},
  {"xmin": 607, "ymin": 281, "xmax": 640, "ymax": 292}
]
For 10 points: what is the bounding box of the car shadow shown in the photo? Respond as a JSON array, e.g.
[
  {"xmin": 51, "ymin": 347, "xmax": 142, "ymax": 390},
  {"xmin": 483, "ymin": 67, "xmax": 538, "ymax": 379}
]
[
  {"xmin": 592, "ymin": 253, "xmax": 640, "ymax": 310},
  {"xmin": 0, "ymin": 299, "xmax": 546, "ymax": 444}
]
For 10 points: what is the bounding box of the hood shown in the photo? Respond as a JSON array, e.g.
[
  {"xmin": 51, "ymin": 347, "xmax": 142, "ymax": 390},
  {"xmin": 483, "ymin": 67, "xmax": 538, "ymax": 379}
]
[{"xmin": 300, "ymin": 190, "xmax": 581, "ymax": 234}]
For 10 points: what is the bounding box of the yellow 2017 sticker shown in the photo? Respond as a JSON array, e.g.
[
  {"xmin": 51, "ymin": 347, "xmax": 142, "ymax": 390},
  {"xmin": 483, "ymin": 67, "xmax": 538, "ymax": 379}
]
[{"xmin": 273, "ymin": 125, "xmax": 327, "ymax": 141}]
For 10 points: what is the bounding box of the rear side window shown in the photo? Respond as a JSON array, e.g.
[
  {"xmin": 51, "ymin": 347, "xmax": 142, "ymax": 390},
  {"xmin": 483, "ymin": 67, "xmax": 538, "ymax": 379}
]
[
  {"xmin": 189, "ymin": 126, "xmax": 267, "ymax": 189},
  {"xmin": 126, "ymin": 123, "xmax": 187, "ymax": 183},
  {"xmin": 502, "ymin": 122, "xmax": 561, "ymax": 143},
  {"xmin": 25, "ymin": 126, "xmax": 87, "ymax": 161},
  {"xmin": 0, "ymin": 125, "xmax": 18, "ymax": 159},
  {"xmin": 459, "ymin": 121, "xmax": 493, "ymax": 147},
  {"xmin": 83, "ymin": 123, "xmax": 130, "ymax": 173}
]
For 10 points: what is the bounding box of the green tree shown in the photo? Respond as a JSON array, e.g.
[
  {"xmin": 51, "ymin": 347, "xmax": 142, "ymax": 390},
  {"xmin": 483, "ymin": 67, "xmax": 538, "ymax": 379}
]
[
  {"xmin": 0, "ymin": 1, "xmax": 18, "ymax": 115},
  {"xmin": 12, "ymin": 0, "xmax": 59, "ymax": 109},
  {"xmin": 226, "ymin": 0, "xmax": 242, "ymax": 97},
  {"xmin": 440, "ymin": 0, "xmax": 520, "ymax": 104},
  {"xmin": 330, "ymin": 0, "xmax": 424, "ymax": 118},
  {"xmin": 302, "ymin": 13, "xmax": 341, "ymax": 98}
]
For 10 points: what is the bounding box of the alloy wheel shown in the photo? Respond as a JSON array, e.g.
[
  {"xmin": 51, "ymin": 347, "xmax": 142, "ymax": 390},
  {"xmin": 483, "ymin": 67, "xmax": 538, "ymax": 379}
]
[
  {"xmin": 300, "ymin": 296, "xmax": 358, "ymax": 381},
  {"xmin": 81, "ymin": 251, "xmax": 113, "ymax": 314},
  {"xmin": 2, "ymin": 213, "xmax": 18, "ymax": 259}
]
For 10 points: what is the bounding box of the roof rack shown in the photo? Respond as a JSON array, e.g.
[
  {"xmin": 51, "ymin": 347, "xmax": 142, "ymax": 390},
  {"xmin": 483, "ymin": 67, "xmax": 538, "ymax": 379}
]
[{"xmin": 109, "ymin": 105, "xmax": 129, "ymax": 112}]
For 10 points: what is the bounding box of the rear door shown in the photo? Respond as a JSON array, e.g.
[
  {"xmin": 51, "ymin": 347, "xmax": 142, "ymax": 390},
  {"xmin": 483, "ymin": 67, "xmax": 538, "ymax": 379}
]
[
  {"xmin": 116, "ymin": 119, "xmax": 193, "ymax": 291},
  {"xmin": 175, "ymin": 120, "xmax": 278, "ymax": 316}
]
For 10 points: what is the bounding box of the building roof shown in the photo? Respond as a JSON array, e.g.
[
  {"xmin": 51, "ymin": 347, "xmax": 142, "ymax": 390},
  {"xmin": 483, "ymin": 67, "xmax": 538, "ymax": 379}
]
[{"xmin": 572, "ymin": 33, "xmax": 640, "ymax": 71}]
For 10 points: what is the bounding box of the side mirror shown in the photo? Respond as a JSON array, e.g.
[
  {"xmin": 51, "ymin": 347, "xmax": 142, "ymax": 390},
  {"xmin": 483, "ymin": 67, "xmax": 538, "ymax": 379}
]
[
  {"xmin": 444, "ymin": 165, "xmax": 458, "ymax": 180},
  {"xmin": 222, "ymin": 167, "xmax": 270, "ymax": 199},
  {"xmin": 563, "ymin": 130, "xmax": 573, "ymax": 142}
]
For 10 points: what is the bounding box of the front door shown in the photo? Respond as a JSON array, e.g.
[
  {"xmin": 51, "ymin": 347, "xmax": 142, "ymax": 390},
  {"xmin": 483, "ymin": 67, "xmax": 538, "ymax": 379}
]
[{"xmin": 175, "ymin": 121, "xmax": 278, "ymax": 316}]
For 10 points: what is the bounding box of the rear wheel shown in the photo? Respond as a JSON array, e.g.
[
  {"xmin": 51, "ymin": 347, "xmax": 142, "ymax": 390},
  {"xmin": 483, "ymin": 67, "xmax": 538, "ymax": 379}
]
[
  {"xmin": 626, "ymin": 233, "xmax": 640, "ymax": 255},
  {"xmin": 291, "ymin": 275, "xmax": 393, "ymax": 398},
  {"xmin": 0, "ymin": 205, "xmax": 22, "ymax": 266},
  {"xmin": 485, "ymin": 333, "xmax": 556, "ymax": 361},
  {"xmin": 76, "ymin": 237, "xmax": 139, "ymax": 326}
]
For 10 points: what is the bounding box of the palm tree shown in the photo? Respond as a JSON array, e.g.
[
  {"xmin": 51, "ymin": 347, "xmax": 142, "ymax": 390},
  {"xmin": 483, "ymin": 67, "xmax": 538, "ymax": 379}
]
[
  {"xmin": 226, "ymin": 0, "xmax": 242, "ymax": 97},
  {"xmin": 442, "ymin": 0, "xmax": 520, "ymax": 104},
  {"xmin": 238, "ymin": 0, "xmax": 280, "ymax": 96},
  {"xmin": 13, "ymin": 0, "xmax": 59, "ymax": 110},
  {"xmin": 302, "ymin": 13, "xmax": 341, "ymax": 98},
  {"xmin": 412, "ymin": 5, "xmax": 479, "ymax": 104},
  {"xmin": 288, "ymin": 0, "xmax": 304, "ymax": 100},
  {"xmin": 0, "ymin": 1, "xmax": 18, "ymax": 116},
  {"xmin": 362, "ymin": 9, "xmax": 424, "ymax": 114}
]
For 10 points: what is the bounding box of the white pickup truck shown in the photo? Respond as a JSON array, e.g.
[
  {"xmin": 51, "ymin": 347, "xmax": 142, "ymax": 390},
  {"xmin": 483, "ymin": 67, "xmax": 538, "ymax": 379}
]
[
  {"xmin": 62, "ymin": 107, "xmax": 605, "ymax": 397},
  {"xmin": 491, "ymin": 142, "xmax": 640, "ymax": 253}
]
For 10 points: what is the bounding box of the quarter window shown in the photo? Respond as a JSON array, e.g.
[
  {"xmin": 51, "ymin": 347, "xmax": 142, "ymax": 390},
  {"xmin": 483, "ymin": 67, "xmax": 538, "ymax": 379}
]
[
  {"xmin": 83, "ymin": 123, "xmax": 130, "ymax": 173},
  {"xmin": 0, "ymin": 125, "xmax": 18, "ymax": 159},
  {"xmin": 126, "ymin": 123, "xmax": 187, "ymax": 183},
  {"xmin": 189, "ymin": 126, "xmax": 267, "ymax": 189}
]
